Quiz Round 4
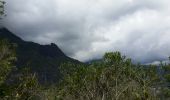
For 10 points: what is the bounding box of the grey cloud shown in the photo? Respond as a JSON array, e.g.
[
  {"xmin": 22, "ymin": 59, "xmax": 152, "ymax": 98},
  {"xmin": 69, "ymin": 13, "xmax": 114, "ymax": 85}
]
[{"xmin": 2, "ymin": 0, "xmax": 170, "ymax": 63}]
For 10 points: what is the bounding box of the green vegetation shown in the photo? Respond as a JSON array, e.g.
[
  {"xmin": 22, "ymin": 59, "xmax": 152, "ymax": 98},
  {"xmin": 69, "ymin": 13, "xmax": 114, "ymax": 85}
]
[
  {"xmin": 1, "ymin": 1, "xmax": 170, "ymax": 99},
  {"xmin": 0, "ymin": 0, "xmax": 5, "ymax": 18},
  {"xmin": 0, "ymin": 28, "xmax": 81, "ymax": 84},
  {"xmin": 1, "ymin": 39, "xmax": 170, "ymax": 100},
  {"xmin": 53, "ymin": 52, "xmax": 161, "ymax": 100},
  {"xmin": 0, "ymin": 40, "xmax": 41, "ymax": 99},
  {"xmin": 41, "ymin": 52, "xmax": 170, "ymax": 100},
  {"xmin": 0, "ymin": 39, "xmax": 16, "ymax": 85}
]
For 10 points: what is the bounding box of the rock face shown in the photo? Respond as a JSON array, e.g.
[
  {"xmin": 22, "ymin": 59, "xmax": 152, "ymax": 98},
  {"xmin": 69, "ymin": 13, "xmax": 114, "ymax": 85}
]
[{"xmin": 0, "ymin": 28, "xmax": 81, "ymax": 84}]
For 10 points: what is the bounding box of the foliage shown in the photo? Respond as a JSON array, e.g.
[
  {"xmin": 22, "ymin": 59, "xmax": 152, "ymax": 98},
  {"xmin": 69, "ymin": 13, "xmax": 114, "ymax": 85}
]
[
  {"xmin": 0, "ymin": 0, "xmax": 5, "ymax": 18},
  {"xmin": 161, "ymin": 62, "xmax": 170, "ymax": 99},
  {"xmin": 0, "ymin": 39, "xmax": 42, "ymax": 100},
  {"xmin": 0, "ymin": 68, "xmax": 43, "ymax": 100},
  {"xmin": 0, "ymin": 39, "xmax": 16, "ymax": 85},
  {"xmin": 0, "ymin": 28, "xmax": 81, "ymax": 84},
  {"xmin": 1, "ymin": 37, "xmax": 170, "ymax": 100},
  {"xmin": 55, "ymin": 52, "xmax": 161, "ymax": 100}
]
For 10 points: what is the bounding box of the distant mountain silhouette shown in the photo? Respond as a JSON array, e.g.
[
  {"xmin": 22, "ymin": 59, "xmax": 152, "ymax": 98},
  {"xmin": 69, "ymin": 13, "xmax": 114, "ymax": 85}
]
[{"xmin": 0, "ymin": 28, "xmax": 81, "ymax": 84}]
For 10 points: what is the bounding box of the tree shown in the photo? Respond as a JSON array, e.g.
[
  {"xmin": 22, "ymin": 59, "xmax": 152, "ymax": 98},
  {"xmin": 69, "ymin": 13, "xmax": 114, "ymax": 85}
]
[
  {"xmin": 0, "ymin": 0, "xmax": 5, "ymax": 19},
  {"xmin": 161, "ymin": 58, "xmax": 170, "ymax": 99},
  {"xmin": 0, "ymin": 67, "xmax": 43, "ymax": 100},
  {"xmin": 0, "ymin": 40, "xmax": 42, "ymax": 99},
  {"xmin": 55, "ymin": 52, "xmax": 160, "ymax": 100},
  {"xmin": 0, "ymin": 0, "xmax": 5, "ymax": 14},
  {"xmin": 0, "ymin": 39, "xmax": 16, "ymax": 85}
]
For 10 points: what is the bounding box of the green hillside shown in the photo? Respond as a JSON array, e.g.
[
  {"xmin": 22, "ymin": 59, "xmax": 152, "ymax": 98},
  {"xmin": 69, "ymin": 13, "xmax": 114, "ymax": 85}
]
[{"xmin": 0, "ymin": 28, "xmax": 81, "ymax": 84}]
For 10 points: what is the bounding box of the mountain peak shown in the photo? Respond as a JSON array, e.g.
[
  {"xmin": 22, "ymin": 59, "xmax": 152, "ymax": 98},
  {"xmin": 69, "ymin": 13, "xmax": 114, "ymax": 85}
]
[{"xmin": 0, "ymin": 27, "xmax": 81, "ymax": 84}]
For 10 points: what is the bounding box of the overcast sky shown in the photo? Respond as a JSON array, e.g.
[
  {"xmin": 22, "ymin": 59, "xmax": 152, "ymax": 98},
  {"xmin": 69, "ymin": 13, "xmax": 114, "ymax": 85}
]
[{"xmin": 2, "ymin": 0, "xmax": 170, "ymax": 63}]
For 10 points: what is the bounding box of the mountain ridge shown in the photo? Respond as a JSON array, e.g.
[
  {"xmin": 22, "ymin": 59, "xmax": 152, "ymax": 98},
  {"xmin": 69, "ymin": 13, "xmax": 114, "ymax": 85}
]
[{"xmin": 0, "ymin": 28, "xmax": 81, "ymax": 84}]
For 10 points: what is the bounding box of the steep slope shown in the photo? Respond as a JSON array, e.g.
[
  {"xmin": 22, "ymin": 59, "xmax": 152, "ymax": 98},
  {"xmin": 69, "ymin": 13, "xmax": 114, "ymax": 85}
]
[{"xmin": 0, "ymin": 28, "xmax": 81, "ymax": 84}]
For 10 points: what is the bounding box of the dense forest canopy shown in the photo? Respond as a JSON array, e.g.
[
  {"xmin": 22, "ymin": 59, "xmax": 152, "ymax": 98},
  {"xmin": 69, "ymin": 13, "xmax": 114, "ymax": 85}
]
[{"xmin": 0, "ymin": 39, "xmax": 170, "ymax": 99}]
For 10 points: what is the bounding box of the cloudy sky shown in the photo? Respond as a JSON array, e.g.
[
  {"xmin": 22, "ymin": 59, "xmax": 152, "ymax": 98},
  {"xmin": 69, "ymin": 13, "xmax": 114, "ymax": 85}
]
[{"xmin": 2, "ymin": 0, "xmax": 170, "ymax": 63}]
